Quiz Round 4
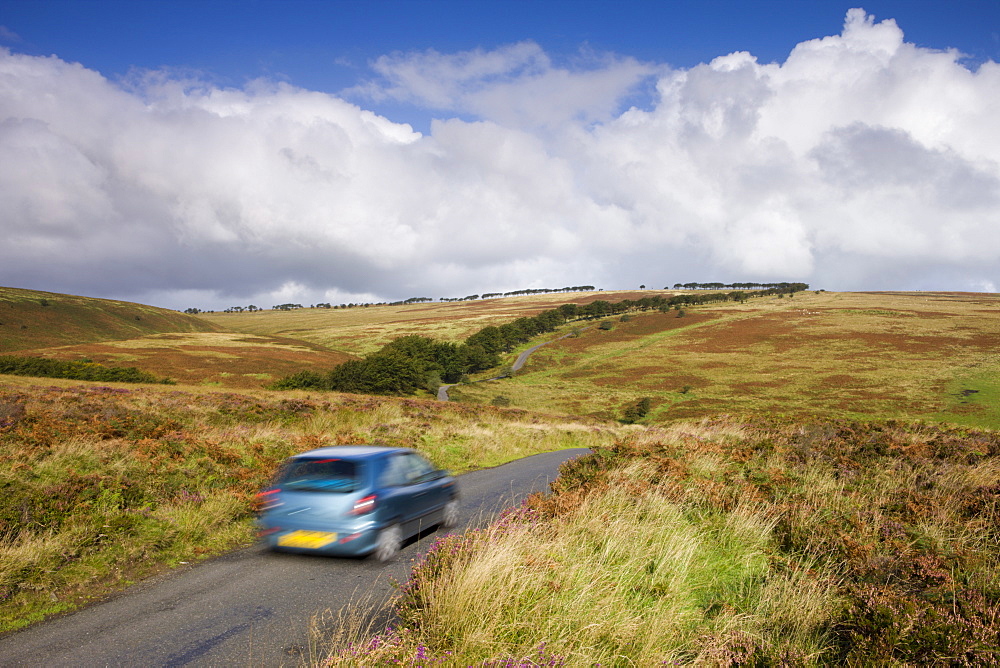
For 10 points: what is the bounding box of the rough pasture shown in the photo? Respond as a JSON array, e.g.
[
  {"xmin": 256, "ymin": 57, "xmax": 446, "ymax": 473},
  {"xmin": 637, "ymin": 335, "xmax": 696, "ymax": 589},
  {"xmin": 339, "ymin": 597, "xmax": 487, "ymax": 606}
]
[
  {"xmin": 200, "ymin": 290, "xmax": 659, "ymax": 355},
  {"xmin": 456, "ymin": 291, "xmax": 1000, "ymax": 428},
  {"xmin": 13, "ymin": 333, "xmax": 355, "ymax": 389}
]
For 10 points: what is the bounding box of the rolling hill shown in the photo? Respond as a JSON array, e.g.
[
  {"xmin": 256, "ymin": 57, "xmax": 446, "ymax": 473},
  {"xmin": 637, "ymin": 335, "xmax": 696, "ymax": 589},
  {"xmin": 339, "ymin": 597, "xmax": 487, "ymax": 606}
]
[
  {"xmin": 0, "ymin": 287, "xmax": 223, "ymax": 351},
  {"xmin": 5, "ymin": 287, "xmax": 999, "ymax": 425},
  {"xmin": 198, "ymin": 289, "xmax": 650, "ymax": 356},
  {"xmin": 451, "ymin": 290, "xmax": 1000, "ymax": 429},
  {"xmin": 0, "ymin": 287, "xmax": 354, "ymax": 388}
]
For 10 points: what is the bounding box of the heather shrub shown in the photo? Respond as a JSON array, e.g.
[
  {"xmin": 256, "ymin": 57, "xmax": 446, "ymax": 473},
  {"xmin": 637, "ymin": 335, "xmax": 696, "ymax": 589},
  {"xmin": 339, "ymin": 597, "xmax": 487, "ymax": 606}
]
[{"xmin": 323, "ymin": 416, "xmax": 1000, "ymax": 665}]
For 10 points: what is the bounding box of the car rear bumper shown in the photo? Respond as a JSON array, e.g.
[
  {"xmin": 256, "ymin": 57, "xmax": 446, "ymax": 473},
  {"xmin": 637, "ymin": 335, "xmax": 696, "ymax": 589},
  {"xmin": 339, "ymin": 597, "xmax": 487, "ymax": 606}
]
[{"xmin": 257, "ymin": 520, "xmax": 382, "ymax": 557}]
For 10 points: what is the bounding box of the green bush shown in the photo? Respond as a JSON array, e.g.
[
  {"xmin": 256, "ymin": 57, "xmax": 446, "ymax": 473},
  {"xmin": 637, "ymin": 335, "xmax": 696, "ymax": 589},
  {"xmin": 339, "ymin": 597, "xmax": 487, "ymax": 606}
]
[
  {"xmin": 621, "ymin": 397, "xmax": 652, "ymax": 423},
  {"xmin": 0, "ymin": 356, "xmax": 172, "ymax": 384}
]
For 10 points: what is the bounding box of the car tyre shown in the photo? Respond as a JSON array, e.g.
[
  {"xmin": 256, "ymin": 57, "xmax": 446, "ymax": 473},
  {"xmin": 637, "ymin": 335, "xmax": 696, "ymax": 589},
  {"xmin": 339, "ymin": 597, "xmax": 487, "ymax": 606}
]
[
  {"xmin": 374, "ymin": 523, "xmax": 402, "ymax": 562},
  {"xmin": 442, "ymin": 498, "xmax": 460, "ymax": 528}
]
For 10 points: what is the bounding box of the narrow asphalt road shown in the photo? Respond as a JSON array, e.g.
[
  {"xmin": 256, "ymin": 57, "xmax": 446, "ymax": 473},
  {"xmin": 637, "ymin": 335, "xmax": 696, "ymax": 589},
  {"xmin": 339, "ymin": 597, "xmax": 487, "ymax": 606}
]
[
  {"xmin": 438, "ymin": 329, "xmax": 587, "ymax": 401},
  {"xmin": 0, "ymin": 448, "xmax": 590, "ymax": 667}
]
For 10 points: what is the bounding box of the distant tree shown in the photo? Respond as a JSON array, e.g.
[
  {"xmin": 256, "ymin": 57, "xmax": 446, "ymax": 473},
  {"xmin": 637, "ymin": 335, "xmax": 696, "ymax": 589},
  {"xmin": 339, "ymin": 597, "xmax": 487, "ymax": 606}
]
[
  {"xmin": 581, "ymin": 300, "xmax": 612, "ymax": 319},
  {"xmin": 466, "ymin": 326, "xmax": 506, "ymax": 356},
  {"xmin": 621, "ymin": 397, "xmax": 652, "ymax": 424},
  {"xmin": 557, "ymin": 303, "xmax": 579, "ymax": 320},
  {"xmin": 458, "ymin": 343, "xmax": 498, "ymax": 373}
]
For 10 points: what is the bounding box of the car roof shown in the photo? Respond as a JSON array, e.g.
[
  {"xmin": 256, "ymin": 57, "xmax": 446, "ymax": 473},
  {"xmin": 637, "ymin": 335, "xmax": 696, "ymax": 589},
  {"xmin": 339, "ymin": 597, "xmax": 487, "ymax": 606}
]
[{"xmin": 289, "ymin": 445, "xmax": 410, "ymax": 460}]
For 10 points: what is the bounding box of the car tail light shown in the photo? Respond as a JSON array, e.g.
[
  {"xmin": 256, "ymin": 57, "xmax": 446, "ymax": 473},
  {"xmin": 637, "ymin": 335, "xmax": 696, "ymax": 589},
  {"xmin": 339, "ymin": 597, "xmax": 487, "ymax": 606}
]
[
  {"xmin": 254, "ymin": 488, "xmax": 282, "ymax": 512},
  {"xmin": 350, "ymin": 494, "xmax": 377, "ymax": 515}
]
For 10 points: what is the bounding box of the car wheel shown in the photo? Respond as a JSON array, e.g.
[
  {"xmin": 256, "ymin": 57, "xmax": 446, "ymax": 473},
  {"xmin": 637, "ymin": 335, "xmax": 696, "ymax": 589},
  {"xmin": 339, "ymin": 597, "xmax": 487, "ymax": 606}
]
[
  {"xmin": 442, "ymin": 498, "xmax": 460, "ymax": 528},
  {"xmin": 373, "ymin": 523, "xmax": 402, "ymax": 562}
]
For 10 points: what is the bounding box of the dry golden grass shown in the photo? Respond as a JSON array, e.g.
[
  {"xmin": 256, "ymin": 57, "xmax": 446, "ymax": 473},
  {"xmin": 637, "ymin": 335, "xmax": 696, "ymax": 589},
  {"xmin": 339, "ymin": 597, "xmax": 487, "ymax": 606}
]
[{"xmin": 325, "ymin": 455, "xmax": 841, "ymax": 666}]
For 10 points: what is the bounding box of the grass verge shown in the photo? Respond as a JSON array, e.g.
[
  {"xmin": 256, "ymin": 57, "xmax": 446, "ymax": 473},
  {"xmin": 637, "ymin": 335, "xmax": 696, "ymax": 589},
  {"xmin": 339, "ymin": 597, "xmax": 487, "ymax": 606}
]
[
  {"xmin": 319, "ymin": 416, "xmax": 1000, "ymax": 665},
  {"xmin": 0, "ymin": 381, "xmax": 623, "ymax": 633}
]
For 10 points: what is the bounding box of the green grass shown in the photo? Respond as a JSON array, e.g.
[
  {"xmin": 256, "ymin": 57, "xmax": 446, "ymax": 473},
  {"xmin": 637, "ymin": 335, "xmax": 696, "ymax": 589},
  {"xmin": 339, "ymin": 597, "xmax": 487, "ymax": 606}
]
[{"xmin": 929, "ymin": 369, "xmax": 1000, "ymax": 429}]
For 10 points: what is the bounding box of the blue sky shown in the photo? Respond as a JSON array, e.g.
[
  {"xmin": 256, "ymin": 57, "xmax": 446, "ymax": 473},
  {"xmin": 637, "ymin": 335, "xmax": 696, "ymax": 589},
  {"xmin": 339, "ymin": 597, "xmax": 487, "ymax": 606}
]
[
  {"xmin": 1, "ymin": 1, "xmax": 999, "ymax": 309},
  {"xmin": 5, "ymin": 1, "xmax": 998, "ymax": 130}
]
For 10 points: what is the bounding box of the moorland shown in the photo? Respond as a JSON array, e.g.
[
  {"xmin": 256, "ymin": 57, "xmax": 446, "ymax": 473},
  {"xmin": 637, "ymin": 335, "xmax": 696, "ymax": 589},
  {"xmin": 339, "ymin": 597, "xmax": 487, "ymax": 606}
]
[{"xmin": 1, "ymin": 285, "xmax": 998, "ymax": 664}]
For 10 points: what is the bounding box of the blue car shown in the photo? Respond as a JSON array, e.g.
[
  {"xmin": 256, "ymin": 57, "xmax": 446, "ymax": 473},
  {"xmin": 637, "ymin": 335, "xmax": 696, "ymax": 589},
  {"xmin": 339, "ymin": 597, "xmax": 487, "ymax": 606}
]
[{"xmin": 256, "ymin": 446, "xmax": 459, "ymax": 561}]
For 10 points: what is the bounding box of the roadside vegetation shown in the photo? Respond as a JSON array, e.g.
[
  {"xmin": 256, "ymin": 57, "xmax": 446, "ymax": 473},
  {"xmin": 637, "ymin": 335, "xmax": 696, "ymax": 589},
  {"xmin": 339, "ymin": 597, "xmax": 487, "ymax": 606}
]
[
  {"xmin": 320, "ymin": 416, "xmax": 1000, "ymax": 665},
  {"xmin": 0, "ymin": 381, "xmax": 621, "ymax": 632}
]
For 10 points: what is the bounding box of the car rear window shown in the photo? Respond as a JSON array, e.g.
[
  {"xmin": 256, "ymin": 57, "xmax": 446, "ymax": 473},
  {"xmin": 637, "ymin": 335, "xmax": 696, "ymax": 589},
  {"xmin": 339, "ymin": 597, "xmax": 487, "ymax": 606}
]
[{"xmin": 277, "ymin": 458, "xmax": 361, "ymax": 493}]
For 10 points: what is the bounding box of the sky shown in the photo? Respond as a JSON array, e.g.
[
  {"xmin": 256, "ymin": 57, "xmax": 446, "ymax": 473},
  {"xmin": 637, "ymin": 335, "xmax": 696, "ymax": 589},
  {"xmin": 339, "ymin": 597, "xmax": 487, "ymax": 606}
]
[{"xmin": 1, "ymin": 1, "xmax": 999, "ymax": 311}]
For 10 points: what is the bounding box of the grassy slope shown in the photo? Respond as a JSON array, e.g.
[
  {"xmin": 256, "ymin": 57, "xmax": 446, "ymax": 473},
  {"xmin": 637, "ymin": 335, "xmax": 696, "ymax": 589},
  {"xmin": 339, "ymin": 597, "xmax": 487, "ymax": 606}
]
[
  {"xmin": 327, "ymin": 417, "xmax": 999, "ymax": 665},
  {"xmin": 16, "ymin": 333, "xmax": 356, "ymax": 389},
  {"xmin": 0, "ymin": 288, "xmax": 355, "ymax": 388},
  {"xmin": 0, "ymin": 287, "xmax": 223, "ymax": 351},
  {"xmin": 198, "ymin": 290, "xmax": 651, "ymax": 356},
  {"xmin": 451, "ymin": 290, "xmax": 1000, "ymax": 430},
  {"xmin": 13, "ymin": 288, "xmax": 996, "ymax": 413}
]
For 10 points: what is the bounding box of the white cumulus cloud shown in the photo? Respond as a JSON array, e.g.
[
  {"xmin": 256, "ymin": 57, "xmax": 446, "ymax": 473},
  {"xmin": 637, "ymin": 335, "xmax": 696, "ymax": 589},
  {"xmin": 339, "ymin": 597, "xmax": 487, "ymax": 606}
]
[{"xmin": 1, "ymin": 8, "xmax": 999, "ymax": 311}]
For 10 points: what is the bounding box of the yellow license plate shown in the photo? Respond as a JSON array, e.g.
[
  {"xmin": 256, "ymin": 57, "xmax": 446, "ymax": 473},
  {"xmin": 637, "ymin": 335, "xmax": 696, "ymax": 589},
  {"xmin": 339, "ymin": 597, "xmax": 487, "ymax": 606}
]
[{"xmin": 278, "ymin": 530, "xmax": 338, "ymax": 549}]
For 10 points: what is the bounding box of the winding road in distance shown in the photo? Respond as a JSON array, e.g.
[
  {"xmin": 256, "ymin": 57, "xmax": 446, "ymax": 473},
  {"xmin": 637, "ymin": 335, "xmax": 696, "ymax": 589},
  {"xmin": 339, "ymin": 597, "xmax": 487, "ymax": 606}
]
[
  {"xmin": 438, "ymin": 329, "xmax": 586, "ymax": 401},
  {"xmin": 0, "ymin": 449, "xmax": 589, "ymax": 667}
]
